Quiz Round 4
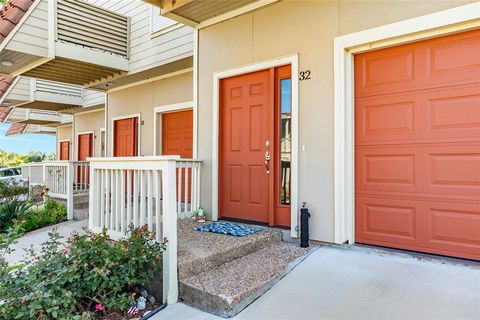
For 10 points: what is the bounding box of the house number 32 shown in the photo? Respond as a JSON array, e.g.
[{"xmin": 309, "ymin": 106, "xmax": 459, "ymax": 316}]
[{"xmin": 299, "ymin": 70, "xmax": 311, "ymax": 81}]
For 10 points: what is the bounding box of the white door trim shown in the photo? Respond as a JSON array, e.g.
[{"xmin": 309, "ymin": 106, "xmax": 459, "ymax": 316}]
[
  {"xmin": 333, "ymin": 2, "xmax": 480, "ymax": 244},
  {"xmin": 153, "ymin": 101, "xmax": 195, "ymax": 156},
  {"xmin": 212, "ymin": 54, "xmax": 299, "ymax": 237},
  {"xmin": 110, "ymin": 113, "xmax": 141, "ymax": 157}
]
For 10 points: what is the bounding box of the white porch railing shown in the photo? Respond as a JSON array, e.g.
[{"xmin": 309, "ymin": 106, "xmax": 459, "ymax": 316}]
[
  {"xmin": 73, "ymin": 161, "xmax": 90, "ymax": 193},
  {"xmin": 88, "ymin": 156, "xmax": 202, "ymax": 305},
  {"xmin": 21, "ymin": 163, "xmax": 45, "ymax": 185},
  {"xmin": 21, "ymin": 161, "xmax": 91, "ymax": 220},
  {"xmin": 43, "ymin": 161, "xmax": 74, "ymax": 219}
]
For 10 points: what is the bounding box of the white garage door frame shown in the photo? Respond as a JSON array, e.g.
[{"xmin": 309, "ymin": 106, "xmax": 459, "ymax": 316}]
[{"xmin": 333, "ymin": 2, "xmax": 480, "ymax": 244}]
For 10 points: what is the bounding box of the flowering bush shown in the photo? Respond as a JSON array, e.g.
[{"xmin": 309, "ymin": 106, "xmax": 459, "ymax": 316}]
[{"xmin": 0, "ymin": 225, "xmax": 166, "ymax": 319}]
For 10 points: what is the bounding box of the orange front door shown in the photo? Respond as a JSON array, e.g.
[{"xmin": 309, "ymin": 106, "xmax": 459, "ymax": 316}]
[
  {"xmin": 354, "ymin": 29, "xmax": 480, "ymax": 260},
  {"xmin": 162, "ymin": 110, "xmax": 193, "ymax": 158},
  {"xmin": 78, "ymin": 133, "xmax": 93, "ymax": 184},
  {"xmin": 162, "ymin": 110, "xmax": 193, "ymax": 202},
  {"xmin": 114, "ymin": 117, "xmax": 138, "ymax": 157},
  {"xmin": 220, "ymin": 69, "xmax": 273, "ymax": 223},
  {"xmin": 59, "ymin": 141, "xmax": 70, "ymax": 160}
]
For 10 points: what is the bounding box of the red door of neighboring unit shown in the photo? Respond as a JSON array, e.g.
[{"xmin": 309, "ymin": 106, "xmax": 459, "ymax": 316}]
[
  {"xmin": 78, "ymin": 133, "xmax": 93, "ymax": 184},
  {"xmin": 59, "ymin": 141, "xmax": 70, "ymax": 160},
  {"xmin": 114, "ymin": 118, "xmax": 138, "ymax": 157},
  {"xmin": 162, "ymin": 110, "xmax": 193, "ymax": 158},
  {"xmin": 354, "ymin": 29, "xmax": 480, "ymax": 260},
  {"xmin": 162, "ymin": 110, "xmax": 193, "ymax": 202},
  {"xmin": 220, "ymin": 69, "xmax": 273, "ymax": 224}
]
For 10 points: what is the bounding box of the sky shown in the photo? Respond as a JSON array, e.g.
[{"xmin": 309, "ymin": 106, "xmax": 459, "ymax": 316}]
[{"xmin": 0, "ymin": 123, "xmax": 56, "ymax": 154}]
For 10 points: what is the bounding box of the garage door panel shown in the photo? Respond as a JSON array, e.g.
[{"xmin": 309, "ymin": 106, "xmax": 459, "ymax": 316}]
[
  {"xmin": 355, "ymin": 29, "xmax": 480, "ymax": 98},
  {"xmin": 356, "ymin": 197, "xmax": 420, "ymax": 245},
  {"xmin": 356, "ymin": 83, "xmax": 480, "ymax": 144},
  {"xmin": 426, "ymin": 84, "xmax": 480, "ymax": 139},
  {"xmin": 357, "ymin": 197, "xmax": 480, "ymax": 259},
  {"xmin": 425, "ymin": 31, "xmax": 480, "ymax": 86},
  {"xmin": 357, "ymin": 145, "xmax": 480, "ymax": 197},
  {"xmin": 354, "ymin": 46, "xmax": 420, "ymax": 98},
  {"xmin": 426, "ymin": 203, "xmax": 480, "ymax": 257}
]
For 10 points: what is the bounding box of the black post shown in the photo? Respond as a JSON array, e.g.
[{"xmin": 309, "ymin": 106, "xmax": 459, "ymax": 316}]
[{"xmin": 300, "ymin": 202, "xmax": 310, "ymax": 248}]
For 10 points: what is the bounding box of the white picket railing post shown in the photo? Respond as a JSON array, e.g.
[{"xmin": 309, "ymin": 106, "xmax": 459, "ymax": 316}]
[
  {"xmin": 66, "ymin": 162, "xmax": 74, "ymax": 220},
  {"xmin": 42, "ymin": 162, "xmax": 47, "ymax": 187},
  {"xmin": 88, "ymin": 158, "xmax": 96, "ymax": 231},
  {"xmin": 162, "ymin": 158, "xmax": 178, "ymax": 304}
]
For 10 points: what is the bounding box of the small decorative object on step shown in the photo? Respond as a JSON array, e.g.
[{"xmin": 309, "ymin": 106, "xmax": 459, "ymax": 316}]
[
  {"xmin": 127, "ymin": 305, "xmax": 139, "ymax": 316},
  {"xmin": 195, "ymin": 222, "xmax": 263, "ymax": 237},
  {"xmin": 194, "ymin": 207, "xmax": 207, "ymax": 223},
  {"xmin": 137, "ymin": 297, "xmax": 147, "ymax": 310}
]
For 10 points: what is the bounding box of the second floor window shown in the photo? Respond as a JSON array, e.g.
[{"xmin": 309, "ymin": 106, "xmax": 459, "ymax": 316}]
[{"xmin": 150, "ymin": 5, "xmax": 177, "ymax": 35}]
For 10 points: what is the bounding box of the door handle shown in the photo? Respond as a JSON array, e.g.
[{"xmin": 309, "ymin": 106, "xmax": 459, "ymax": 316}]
[{"xmin": 265, "ymin": 151, "xmax": 270, "ymax": 175}]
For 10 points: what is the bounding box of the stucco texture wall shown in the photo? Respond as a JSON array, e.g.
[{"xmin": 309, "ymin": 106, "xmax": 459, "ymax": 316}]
[
  {"xmin": 107, "ymin": 71, "xmax": 193, "ymax": 156},
  {"xmin": 197, "ymin": 0, "xmax": 475, "ymax": 243},
  {"xmin": 56, "ymin": 125, "xmax": 72, "ymax": 160},
  {"xmin": 74, "ymin": 110, "xmax": 105, "ymax": 158}
]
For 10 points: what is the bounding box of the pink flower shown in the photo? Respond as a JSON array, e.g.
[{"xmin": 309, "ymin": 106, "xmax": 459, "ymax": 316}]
[
  {"xmin": 59, "ymin": 247, "xmax": 70, "ymax": 255},
  {"xmin": 95, "ymin": 304, "xmax": 105, "ymax": 311}
]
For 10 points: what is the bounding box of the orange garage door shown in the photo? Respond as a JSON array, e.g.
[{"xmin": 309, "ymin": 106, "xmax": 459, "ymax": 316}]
[{"xmin": 354, "ymin": 29, "xmax": 480, "ymax": 260}]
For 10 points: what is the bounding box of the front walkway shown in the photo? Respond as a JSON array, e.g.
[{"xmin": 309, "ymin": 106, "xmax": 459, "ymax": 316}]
[
  {"xmin": 152, "ymin": 246, "xmax": 480, "ymax": 320},
  {"xmin": 5, "ymin": 219, "xmax": 88, "ymax": 265}
]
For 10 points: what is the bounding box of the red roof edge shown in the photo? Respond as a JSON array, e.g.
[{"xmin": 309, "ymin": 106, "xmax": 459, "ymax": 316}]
[
  {"xmin": 6, "ymin": 122, "xmax": 26, "ymax": 136},
  {"xmin": 0, "ymin": 106, "xmax": 11, "ymax": 122},
  {"xmin": 0, "ymin": 0, "xmax": 35, "ymax": 45}
]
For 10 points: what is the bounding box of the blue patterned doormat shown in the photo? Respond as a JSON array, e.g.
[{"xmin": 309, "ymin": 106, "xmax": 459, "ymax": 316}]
[{"xmin": 195, "ymin": 222, "xmax": 263, "ymax": 237}]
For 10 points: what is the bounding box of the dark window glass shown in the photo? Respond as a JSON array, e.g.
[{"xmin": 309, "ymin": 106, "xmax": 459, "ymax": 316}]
[{"xmin": 279, "ymin": 78, "xmax": 291, "ymax": 205}]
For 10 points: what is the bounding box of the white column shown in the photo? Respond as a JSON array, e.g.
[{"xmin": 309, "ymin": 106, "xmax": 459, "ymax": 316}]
[{"xmin": 162, "ymin": 159, "xmax": 178, "ymax": 304}]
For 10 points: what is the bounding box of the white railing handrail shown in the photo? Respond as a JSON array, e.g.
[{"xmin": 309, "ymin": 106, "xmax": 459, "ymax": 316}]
[{"xmin": 87, "ymin": 155, "xmax": 182, "ymax": 162}]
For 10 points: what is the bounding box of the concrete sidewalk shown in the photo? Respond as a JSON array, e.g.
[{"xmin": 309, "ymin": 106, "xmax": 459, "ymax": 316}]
[
  {"xmin": 153, "ymin": 246, "xmax": 480, "ymax": 320},
  {"xmin": 5, "ymin": 219, "xmax": 87, "ymax": 265}
]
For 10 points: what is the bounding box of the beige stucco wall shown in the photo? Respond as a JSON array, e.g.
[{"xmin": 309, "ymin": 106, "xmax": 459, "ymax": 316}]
[
  {"xmin": 74, "ymin": 110, "xmax": 105, "ymax": 159},
  {"xmin": 56, "ymin": 125, "xmax": 72, "ymax": 160},
  {"xmin": 107, "ymin": 71, "xmax": 193, "ymax": 157},
  {"xmin": 197, "ymin": 0, "xmax": 475, "ymax": 243}
]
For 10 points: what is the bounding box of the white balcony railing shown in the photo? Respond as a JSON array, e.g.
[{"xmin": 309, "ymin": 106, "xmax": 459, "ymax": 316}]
[{"xmin": 87, "ymin": 156, "xmax": 202, "ymax": 304}]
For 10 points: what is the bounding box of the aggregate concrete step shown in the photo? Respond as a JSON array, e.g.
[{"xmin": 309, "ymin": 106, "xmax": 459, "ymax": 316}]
[
  {"xmin": 179, "ymin": 241, "xmax": 312, "ymax": 318},
  {"xmin": 177, "ymin": 220, "xmax": 283, "ymax": 280}
]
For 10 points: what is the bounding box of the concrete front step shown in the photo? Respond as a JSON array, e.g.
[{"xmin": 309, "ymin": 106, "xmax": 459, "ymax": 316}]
[
  {"xmin": 179, "ymin": 241, "xmax": 312, "ymax": 318},
  {"xmin": 177, "ymin": 220, "xmax": 283, "ymax": 280}
]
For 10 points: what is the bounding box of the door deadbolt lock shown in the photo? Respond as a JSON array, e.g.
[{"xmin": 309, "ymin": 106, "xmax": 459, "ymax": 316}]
[{"xmin": 265, "ymin": 140, "xmax": 271, "ymax": 147}]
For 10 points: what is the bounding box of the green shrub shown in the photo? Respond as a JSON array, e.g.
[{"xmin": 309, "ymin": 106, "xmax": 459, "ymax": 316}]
[
  {"xmin": 0, "ymin": 199, "xmax": 67, "ymax": 234},
  {"xmin": 0, "ymin": 200, "xmax": 32, "ymax": 232},
  {"xmin": 0, "ymin": 226, "xmax": 166, "ymax": 319},
  {"xmin": 19, "ymin": 199, "xmax": 67, "ymax": 233},
  {"xmin": 0, "ymin": 180, "xmax": 28, "ymax": 205}
]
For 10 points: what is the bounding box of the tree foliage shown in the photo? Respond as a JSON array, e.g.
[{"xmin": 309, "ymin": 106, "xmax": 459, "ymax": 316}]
[{"xmin": 0, "ymin": 149, "xmax": 56, "ymax": 167}]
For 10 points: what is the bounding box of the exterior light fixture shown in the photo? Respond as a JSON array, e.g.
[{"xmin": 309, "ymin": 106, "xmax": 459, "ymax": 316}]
[{"xmin": 1, "ymin": 60, "xmax": 13, "ymax": 67}]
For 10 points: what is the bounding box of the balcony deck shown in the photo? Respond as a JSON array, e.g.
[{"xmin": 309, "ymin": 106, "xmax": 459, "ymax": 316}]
[{"xmin": 0, "ymin": 0, "xmax": 129, "ymax": 87}]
